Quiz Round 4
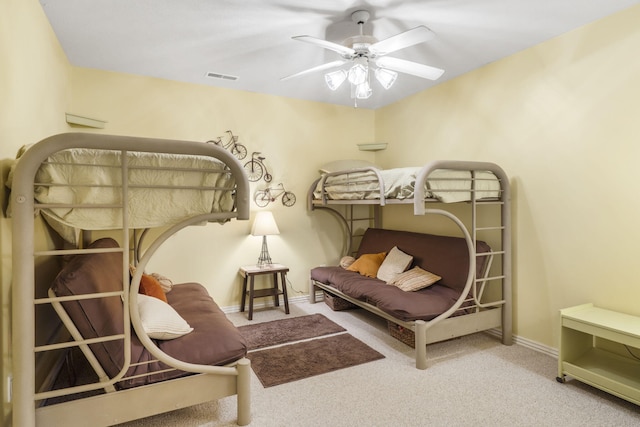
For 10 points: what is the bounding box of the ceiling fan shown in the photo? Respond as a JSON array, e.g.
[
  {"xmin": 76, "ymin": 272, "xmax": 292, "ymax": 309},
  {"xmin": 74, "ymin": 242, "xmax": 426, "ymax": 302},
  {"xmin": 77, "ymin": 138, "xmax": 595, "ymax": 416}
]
[{"xmin": 281, "ymin": 10, "xmax": 444, "ymax": 101}]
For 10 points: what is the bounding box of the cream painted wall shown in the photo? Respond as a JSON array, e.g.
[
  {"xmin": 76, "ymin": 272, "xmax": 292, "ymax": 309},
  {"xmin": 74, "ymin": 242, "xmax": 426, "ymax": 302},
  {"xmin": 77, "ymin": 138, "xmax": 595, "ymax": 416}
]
[
  {"xmin": 375, "ymin": 4, "xmax": 640, "ymax": 349},
  {"xmin": 1, "ymin": 0, "xmax": 73, "ymax": 422},
  {"xmin": 2, "ymin": 1, "xmax": 640, "ymax": 421},
  {"xmin": 68, "ymin": 67, "xmax": 375, "ymax": 307},
  {"xmin": 0, "ymin": 1, "xmax": 71, "ymax": 157}
]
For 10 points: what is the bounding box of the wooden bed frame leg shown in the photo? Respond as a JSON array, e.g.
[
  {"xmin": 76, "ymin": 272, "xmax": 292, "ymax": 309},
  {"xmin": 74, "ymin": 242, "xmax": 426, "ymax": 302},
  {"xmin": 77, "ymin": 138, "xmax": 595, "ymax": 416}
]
[
  {"xmin": 415, "ymin": 320, "xmax": 428, "ymax": 370},
  {"xmin": 236, "ymin": 358, "xmax": 251, "ymax": 426}
]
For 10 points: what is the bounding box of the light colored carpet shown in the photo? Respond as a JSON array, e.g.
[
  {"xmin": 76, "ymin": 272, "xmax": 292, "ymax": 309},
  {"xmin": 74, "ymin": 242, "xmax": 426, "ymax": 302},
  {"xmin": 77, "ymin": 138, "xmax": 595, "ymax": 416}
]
[{"xmin": 117, "ymin": 300, "xmax": 640, "ymax": 426}]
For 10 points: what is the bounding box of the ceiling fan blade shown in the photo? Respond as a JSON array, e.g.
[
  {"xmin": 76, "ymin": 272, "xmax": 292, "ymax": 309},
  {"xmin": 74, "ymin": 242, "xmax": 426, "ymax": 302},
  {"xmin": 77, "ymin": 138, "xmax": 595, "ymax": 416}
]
[
  {"xmin": 369, "ymin": 26, "xmax": 435, "ymax": 56},
  {"xmin": 376, "ymin": 57, "xmax": 444, "ymax": 80},
  {"xmin": 292, "ymin": 35, "xmax": 355, "ymax": 57},
  {"xmin": 280, "ymin": 60, "xmax": 347, "ymax": 81}
]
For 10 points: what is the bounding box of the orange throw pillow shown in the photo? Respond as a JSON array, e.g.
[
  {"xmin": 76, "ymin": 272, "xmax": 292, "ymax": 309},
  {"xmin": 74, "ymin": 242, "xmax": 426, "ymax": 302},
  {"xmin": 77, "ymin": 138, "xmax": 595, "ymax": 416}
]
[
  {"xmin": 139, "ymin": 274, "xmax": 168, "ymax": 303},
  {"xmin": 347, "ymin": 252, "xmax": 387, "ymax": 278}
]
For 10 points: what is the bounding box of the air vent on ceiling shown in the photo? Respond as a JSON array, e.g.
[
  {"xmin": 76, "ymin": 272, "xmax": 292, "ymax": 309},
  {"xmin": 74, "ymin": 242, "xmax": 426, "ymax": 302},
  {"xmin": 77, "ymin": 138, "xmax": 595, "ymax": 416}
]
[{"xmin": 205, "ymin": 72, "xmax": 238, "ymax": 81}]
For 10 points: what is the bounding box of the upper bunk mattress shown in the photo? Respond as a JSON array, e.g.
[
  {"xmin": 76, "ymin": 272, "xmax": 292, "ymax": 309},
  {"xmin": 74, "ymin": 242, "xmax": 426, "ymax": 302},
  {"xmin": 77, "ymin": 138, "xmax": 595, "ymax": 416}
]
[
  {"xmin": 313, "ymin": 167, "xmax": 500, "ymax": 203},
  {"xmin": 8, "ymin": 147, "xmax": 236, "ymax": 241}
]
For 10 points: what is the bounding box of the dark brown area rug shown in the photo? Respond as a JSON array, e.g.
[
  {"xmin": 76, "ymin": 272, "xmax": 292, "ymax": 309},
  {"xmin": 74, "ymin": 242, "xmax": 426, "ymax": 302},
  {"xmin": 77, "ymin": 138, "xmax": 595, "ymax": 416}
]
[
  {"xmin": 246, "ymin": 333, "xmax": 385, "ymax": 387},
  {"xmin": 237, "ymin": 313, "xmax": 346, "ymax": 350}
]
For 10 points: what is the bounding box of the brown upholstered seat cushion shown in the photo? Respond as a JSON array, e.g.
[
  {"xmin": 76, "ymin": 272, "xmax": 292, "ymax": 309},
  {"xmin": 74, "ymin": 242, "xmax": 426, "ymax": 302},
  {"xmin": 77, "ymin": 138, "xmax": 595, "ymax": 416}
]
[
  {"xmin": 51, "ymin": 237, "xmax": 247, "ymax": 389},
  {"xmin": 311, "ymin": 266, "xmax": 460, "ymax": 322},
  {"xmin": 311, "ymin": 228, "xmax": 491, "ymax": 322}
]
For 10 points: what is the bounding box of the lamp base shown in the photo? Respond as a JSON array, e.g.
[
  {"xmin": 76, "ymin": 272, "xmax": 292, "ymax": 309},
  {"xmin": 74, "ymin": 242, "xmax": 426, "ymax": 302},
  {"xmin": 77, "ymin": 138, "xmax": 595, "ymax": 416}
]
[{"xmin": 257, "ymin": 235, "xmax": 273, "ymax": 268}]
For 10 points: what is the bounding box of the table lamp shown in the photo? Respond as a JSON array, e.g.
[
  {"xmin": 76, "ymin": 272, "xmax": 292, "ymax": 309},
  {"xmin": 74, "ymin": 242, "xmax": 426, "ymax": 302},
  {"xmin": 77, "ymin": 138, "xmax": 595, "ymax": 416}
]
[{"xmin": 251, "ymin": 211, "xmax": 280, "ymax": 267}]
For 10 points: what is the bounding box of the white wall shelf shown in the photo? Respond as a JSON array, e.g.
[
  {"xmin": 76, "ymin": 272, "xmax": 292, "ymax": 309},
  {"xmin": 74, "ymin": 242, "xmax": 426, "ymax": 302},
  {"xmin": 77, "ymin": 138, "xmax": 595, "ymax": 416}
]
[
  {"xmin": 65, "ymin": 113, "xmax": 107, "ymax": 129},
  {"xmin": 357, "ymin": 143, "xmax": 387, "ymax": 151}
]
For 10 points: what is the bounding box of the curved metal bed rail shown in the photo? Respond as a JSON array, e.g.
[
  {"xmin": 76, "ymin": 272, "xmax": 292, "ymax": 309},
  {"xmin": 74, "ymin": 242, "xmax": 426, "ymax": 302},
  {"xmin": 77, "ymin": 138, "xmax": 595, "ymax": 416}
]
[
  {"xmin": 413, "ymin": 208, "xmax": 475, "ymax": 369},
  {"xmin": 414, "ymin": 159, "xmax": 512, "ymax": 348},
  {"xmin": 306, "ymin": 159, "xmax": 512, "ymax": 369},
  {"xmin": 11, "ymin": 133, "xmax": 251, "ymax": 426},
  {"xmin": 413, "ymin": 159, "xmax": 510, "ymax": 215}
]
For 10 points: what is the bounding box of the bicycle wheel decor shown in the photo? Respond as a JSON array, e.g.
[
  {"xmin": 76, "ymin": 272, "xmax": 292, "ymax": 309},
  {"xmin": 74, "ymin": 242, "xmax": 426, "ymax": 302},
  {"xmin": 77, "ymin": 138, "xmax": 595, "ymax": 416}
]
[
  {"xmin": 244, "ymin": 160, "xmax": 264, "ymax": 182},
  {"xmin": 244, "ymin": 151, "xmax": 273, "ymax": 182},
  {"xmin": 254, "ymin": 190, "xmax": 271, "ymax": 207},
  {"xmin": 205, "ymin": 130, "xmax": 247, "ymax": 160},
  {"xmin": 230, "ymin": 144, "xmax": 247, "ymax": 160},
  {"xmin": 281, "ymin": 191, "xmax": 296, "ymax": 207}
]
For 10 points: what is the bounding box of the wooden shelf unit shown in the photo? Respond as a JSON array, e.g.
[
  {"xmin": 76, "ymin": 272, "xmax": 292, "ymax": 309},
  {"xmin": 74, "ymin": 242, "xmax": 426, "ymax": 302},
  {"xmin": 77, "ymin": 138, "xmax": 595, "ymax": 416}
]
[{"xmin": 557, "ymin": 303, "xmax": 640, "ymax": 405}]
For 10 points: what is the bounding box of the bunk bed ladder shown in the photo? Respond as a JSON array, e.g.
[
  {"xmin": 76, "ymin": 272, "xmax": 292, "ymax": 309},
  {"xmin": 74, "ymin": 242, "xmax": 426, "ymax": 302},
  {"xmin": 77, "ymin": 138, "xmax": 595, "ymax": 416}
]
[{"xmin": 469, "ymin": 169, "xmax": 512, "ymax": 344}]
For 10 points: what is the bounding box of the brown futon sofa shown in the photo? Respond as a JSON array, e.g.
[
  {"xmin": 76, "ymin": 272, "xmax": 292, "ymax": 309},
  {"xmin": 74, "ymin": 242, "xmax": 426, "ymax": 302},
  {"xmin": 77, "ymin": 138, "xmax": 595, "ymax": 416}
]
[
  {"xmin": 310, "ymin": 228, "xmax": 495, "ymax": 368},
  {"xmin": 51, "ymin": 237, "xmax": 248, "ymax": 389}
]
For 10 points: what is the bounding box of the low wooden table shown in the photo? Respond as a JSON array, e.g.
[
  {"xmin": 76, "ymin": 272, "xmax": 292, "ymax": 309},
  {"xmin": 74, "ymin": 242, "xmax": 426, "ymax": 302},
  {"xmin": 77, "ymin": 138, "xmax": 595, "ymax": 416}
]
[{"xmin": 239, "ymin": 264, "xmax": 290, "ymax": 320}]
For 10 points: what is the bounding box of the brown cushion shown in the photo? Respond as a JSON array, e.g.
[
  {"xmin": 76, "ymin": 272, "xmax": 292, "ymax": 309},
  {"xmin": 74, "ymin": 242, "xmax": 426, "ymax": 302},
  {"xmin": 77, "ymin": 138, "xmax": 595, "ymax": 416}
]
[
  {"xmin": 51, "ymin": 238, "xmax": 247, "ymax": 389},
  {"xmin": 311, "ymin": 266, "xmax": 461, "ymax": 322},
  {"xmin": 357, "ymin": 228, "xmax": 490, "ymax": 292},
  {"xmin": 51, "ymin": 237, "xmax": 132, "ymax": 380}
]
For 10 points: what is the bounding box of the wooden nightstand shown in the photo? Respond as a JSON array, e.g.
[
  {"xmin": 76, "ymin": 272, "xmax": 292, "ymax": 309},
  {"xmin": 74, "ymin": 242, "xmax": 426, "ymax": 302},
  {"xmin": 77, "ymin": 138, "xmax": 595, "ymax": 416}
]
[{"xmin": 239, "ymin": 264, "xmax": 290, "ymax": 320}]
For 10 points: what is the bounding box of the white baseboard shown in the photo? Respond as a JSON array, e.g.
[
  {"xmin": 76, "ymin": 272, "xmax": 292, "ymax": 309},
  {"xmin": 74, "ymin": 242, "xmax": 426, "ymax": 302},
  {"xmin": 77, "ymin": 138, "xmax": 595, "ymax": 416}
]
[
  {"xmin": 486, "ymin": 328, "xmax": 558, "ymax": 358},
  {"xmin": 221, "ymin": 294, "xmax": 308, "ymax": 314}
]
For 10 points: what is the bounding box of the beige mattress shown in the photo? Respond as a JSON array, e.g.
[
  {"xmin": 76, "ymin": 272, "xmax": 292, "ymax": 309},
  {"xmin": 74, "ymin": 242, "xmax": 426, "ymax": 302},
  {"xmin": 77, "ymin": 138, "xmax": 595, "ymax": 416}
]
[
  {"xmin": 8, "ymin": 147, "xmax": 236, "ymax": 242},
  {"xmin": 314, "ymin": 167, "xmax": 500, "ymax": 203}
]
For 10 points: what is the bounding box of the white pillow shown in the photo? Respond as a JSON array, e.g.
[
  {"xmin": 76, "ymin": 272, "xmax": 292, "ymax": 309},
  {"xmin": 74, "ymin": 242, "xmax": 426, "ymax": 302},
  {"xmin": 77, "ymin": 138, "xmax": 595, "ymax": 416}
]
[
  {"xmin": 137, "ymin": 294, "xmax": 193, "ymax": 340},
  {"xmin": 377, "ymin": 246, "xmax": 413, "ymax": 283},
  {"xmin": 319, "ymin": 159, "xmax": 378, "ymax": 174},
  {"xmin": 389, "ymin": 267, "xmax": 442, "ymax": 292}
]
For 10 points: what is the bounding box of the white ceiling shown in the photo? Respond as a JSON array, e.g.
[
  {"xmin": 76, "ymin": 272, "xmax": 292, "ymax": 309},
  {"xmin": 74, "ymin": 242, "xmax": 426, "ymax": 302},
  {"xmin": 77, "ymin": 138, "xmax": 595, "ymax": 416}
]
[{"xmin": 39, "ymin": 0, "xmax": 639, "ymax": 109}]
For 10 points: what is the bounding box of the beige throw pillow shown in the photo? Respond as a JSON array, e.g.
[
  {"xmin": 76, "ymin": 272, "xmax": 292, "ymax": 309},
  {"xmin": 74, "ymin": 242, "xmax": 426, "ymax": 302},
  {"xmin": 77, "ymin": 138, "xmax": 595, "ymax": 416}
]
[
  {"xmin": 390, "ymin": 266, "xmax": 442, "ymax": 292},
  {"xmin": 137, "ymin": 294, "xmax": 193, "ymax": 340},
  {"xmin": 377, "ymin": 246, "xmax": 413, "ymax": 283},
  {"xmin": 340, "ymin": 256, "xmax": 356, "ymax": 269}
]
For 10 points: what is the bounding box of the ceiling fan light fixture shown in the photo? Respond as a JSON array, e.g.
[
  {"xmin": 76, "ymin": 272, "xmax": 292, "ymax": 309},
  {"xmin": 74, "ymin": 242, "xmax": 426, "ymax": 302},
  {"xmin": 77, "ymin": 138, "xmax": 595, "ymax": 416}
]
[
  {"xmin": 285, "ymin": 9, "xmax": 443, "ymax": 106},
  {"xmin": 325, "ymin": 69, "xmax": 347, "ymax": 90},
  {"xmin": 348, "ymin": 58, "xmax": 368, "ymax": 85},
  {"xmin": 375, "ymin": 68, "xmax": 398, "ymax": 90},
  {"xmin": 354, "ymin": 80, "xmax": 372, "ymax": 99}
]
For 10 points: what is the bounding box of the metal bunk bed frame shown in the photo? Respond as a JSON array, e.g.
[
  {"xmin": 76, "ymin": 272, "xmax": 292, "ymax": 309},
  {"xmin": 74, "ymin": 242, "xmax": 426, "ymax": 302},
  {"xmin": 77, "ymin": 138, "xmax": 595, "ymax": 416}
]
[
  {"xmin": 307, "ymin": 160, "xmax": 512, "ymax": 369},
  {"xmin": 11, "ymin": 133, "xmax": 251, "ymax": 426}
]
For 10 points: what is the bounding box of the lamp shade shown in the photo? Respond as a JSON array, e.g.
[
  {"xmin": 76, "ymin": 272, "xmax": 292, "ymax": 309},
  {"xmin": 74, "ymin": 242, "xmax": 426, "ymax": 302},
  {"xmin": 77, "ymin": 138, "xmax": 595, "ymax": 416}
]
[
  {"xmin": 325, "ymin": 69, "xmax": 347, "ymax": 90},
  {"xmin": 251, "ymin": 211, "xmax": 280, "ymax": 236},
  {"xmin": 354, "ymin": 80, "xmax": 372, "ymax": 99},
  {"xmin": 348, "ymin": 64, "xmax": 368, "ymax": 85},
  {"xmin": 375, "ymin": 68, "xmax": 398, "ymax": 90}
]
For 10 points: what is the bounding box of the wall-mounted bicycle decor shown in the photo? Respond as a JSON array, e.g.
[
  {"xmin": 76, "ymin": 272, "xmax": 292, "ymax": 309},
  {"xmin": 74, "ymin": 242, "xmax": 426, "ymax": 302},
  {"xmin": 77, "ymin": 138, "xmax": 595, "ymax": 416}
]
[
  {"xmin": 254, "ymin": 183, "xmax": 296, "ymax": 207},
  {"xmin": 206, "ymin": 131, "xmax": 294, "ymax": 205},
  {"xmin": 244, "ymin": 152, "xmax": 273, "ymax": 183},
  {"xmin": 206, "ymin": 130, "xmax": 247, "ymax": 160}
]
